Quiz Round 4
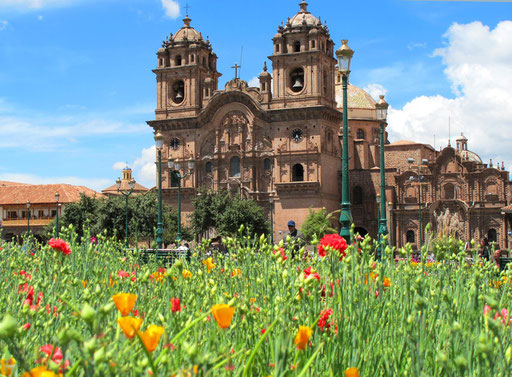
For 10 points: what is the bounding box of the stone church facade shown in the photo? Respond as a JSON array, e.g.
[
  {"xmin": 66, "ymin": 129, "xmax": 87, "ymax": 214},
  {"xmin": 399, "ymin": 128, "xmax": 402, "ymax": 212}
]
[{"xmin": 147, "ymin": 1, "xmax": 512, "ymax": 249}]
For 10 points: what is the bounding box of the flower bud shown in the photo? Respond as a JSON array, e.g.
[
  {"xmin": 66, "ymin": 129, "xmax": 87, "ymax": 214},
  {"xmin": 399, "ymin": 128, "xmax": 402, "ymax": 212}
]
[
  {"xmin": 81, "ymin": 303, "xmax": 97, "ymax": 323},
  {"xmin": 94, "ymin": 347, "xmax": 106, "ymax": 364},
  {"xmin": 0, "ymin": 315, "xmax": 17, "ymax": 339}
]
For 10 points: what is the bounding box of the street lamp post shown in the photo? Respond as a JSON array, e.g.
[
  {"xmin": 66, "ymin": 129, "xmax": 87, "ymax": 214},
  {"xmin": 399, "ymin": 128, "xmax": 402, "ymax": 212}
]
[
  {"xmin": 336, "ymin": 40, "xmax": 354, "ymax": 243},
  {"xmin": 55, "ymin": 192, "xmax": 60, "ymax": 238},
  {"xmin": 168, "ymin": 158, "xmax": 195, "ymax": 243},
  {"xmin": 155, "ymin": 132, "xmax": 165, "ymax": 249},
  {"xmin": 117, "ymin": 177, "xmax": 136, "ymax": 248},
  {"xmin": 269, "ymin": 194, "xmax": 274, "ymax": 244},
  {"xmin": 26, "ymin": 200, "xmax": 31, "ymax": 236},
  {"xmin": 408, "ymin": 157, "xmax": 429, "ymax": 257},
  {"xmin": 376, "ymin": 95, "xmax": 389, "ymax": 260}
]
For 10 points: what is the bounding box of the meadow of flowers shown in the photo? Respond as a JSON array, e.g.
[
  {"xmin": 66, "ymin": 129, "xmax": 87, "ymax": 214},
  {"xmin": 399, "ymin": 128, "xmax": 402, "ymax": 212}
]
[{"xmin": 1, "ymin": 225, "xmax": 512, "ymax": 376}]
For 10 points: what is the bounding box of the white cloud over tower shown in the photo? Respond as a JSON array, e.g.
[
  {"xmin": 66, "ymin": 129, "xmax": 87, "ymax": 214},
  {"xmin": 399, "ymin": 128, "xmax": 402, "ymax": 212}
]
[{"xmin": 387, "ymin": 21, "xmax": 512, "ymax": 168}]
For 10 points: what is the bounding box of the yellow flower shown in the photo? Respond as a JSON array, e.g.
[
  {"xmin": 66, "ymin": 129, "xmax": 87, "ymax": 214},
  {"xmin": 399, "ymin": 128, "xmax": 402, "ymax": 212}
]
[
  {"xmin": 182, "ymin": 269, "xmax": 193, "ymax": 279},
  {"xmin": 81, "ymin": 280, "xmax": 88, "ymax": 288},
  {"xmin": 117, "ymin": 316, "xmax": 143, "ymax": 339},
  {"xmin": 294, "ymin": 326, "xmax": 313, "ymax": 350},
  {"xmin": 410, "ymin": 262, "xmax": 418, "ymax": 267},
  {"xmin": 22, "ymin": 366, "xmax": 61, "ymax": 377},
  {"xmin": 345, "ymin": 367, "xmax": 360, "ymax": 377},
  {"xmin": 137, "ymin": 325, "xmax": 164, "ymax": 352},
  {"xmin": 0, "ymin": 358, "xmax": 16, "ymax": 376},
  {"xmin": 232, "ymin": 268, "xmax": 242, "ymax": 277},
  {"xmin": 112, "ymin": 293, "xmax": 137, "ymax": 316},
  {"xmin": 202, "ymin": 258, "xmax": 216, "ymax": 273},
  {"xmin": 211, "ymin": 304, "xmax": 235, "ymax": 329}
]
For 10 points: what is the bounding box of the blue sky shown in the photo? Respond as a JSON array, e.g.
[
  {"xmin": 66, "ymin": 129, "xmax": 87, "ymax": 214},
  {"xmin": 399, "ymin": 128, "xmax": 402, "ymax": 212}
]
[{"xmin": 1, "ymin": 0, "xmax": 511, "ymax": 191}]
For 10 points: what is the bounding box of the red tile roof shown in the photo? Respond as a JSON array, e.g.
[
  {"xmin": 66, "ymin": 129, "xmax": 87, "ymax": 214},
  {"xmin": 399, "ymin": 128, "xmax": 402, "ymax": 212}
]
[
  {"xmin": 0, "ymin": 184, "xmax": 100, "ymax": 205},
  {"xmin": 102, "ymin": 181, "xmax": 149, "ymax": 196},
  {"xmin": 0, "ymin": 181, "xmax": 30, "ymax": 187}
]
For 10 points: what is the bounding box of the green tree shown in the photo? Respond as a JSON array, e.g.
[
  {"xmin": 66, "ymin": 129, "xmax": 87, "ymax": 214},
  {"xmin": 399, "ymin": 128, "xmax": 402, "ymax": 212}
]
[
  {"xmin": 60, "ymin": 193, "xmax": 100, "ymax": 239},
  {"xmin": 217, "ymin": 196, "xmax": 269, "ymax": 236},
  {"xmin": 191, "ymin": 189, "xmax": 269, "ymax": 237},
  {"xmin": 300, "ymin": 207, "xmax": 339, "ymax": 243}
]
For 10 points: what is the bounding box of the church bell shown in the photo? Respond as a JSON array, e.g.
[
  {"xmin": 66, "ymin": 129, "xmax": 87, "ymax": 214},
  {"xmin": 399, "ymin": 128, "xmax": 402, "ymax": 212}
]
[{"xmin": 292, "ymin": 78, "xmax": 304, "ymax": 90}]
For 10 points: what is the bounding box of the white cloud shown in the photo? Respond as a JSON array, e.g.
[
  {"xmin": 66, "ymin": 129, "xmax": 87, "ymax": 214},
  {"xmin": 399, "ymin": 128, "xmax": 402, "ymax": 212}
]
[
  {"xmin": 161, "ymin": 0, "xmax": 180, "ymax": 19},
  {"xmin": 388, "ymin": 21, "xmax": 512, "ymax": 169},
  {"xmin": 133, "ymin": 145, "xmax": 156, "ymax": 189},
  {"xmin": 0, "ymin": 0, "xmax": 83, "ymax": 11},
  {"xmin": 112, "ymin": 162, "xmax": 127, "ymax": 170},
  {"xmin": 363, "ymin": 83, "xmax": 388, "ymax": 101},
  {"xmin": 0, "ymin": 99, "xmax": 150, "ymax": 151},
  {"xmin": 0, "ymin": 20, "xmax": 8, "ymax": 30},
  {"xmin": 0, "ymin": 172, "xmax": 111, "ymax": 192},
  {"xmin": 407, "ymin": 42, "xmax": 426, "ymax": 50},
  {"xmin": 248, "ymin": 76, "xmax": 259, "ymax": 87}
]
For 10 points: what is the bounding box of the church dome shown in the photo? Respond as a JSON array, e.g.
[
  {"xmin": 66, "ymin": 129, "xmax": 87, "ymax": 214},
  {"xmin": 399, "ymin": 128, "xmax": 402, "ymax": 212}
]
[
  {"xmin": 286, "ymin": 1, "xmax": 322, "ymax": 30},
  {"xmin": 335, "ymin": 83, "xmax": 377, "ymax": 110},
  {"xmin": 172, "ymin": 16, "xmax": 203, "ymax": 42},
  {"xmin": 461, "ymin": 150, "xmax": 483, "ymax": 163}
]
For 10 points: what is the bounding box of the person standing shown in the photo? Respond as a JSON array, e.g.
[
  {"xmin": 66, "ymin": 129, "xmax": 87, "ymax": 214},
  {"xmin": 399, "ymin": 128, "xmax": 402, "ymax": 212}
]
[
  {"xmin": 282, "ymin": 220, "xmax": 305, "ymax": 258},
  {"xmin": 479, "ymin": 238, "xmax": 489, "ymax": 262}
]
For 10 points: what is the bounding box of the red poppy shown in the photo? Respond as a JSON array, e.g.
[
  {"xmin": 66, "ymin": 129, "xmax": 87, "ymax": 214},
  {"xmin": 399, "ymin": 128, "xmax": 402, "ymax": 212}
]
[
  {"xmin": 48, "ymin": 238, "xmax": 71, "ymax": 256},
  {"xmin": 318, "ymin": 308, "xmax": 333, "ymax": 331},
  {"xmin": 303, "ymin": 267, "xmax": 320, "ymax": 281},
  {"xmin": 317, "ymin": 234, "xmax": 348, "ymax": 259},
  {"xmin": 272, "ymin": 247, "xmax": 288, "ymax": 261},
  {"xmin": 171, "ymin": 298, "xmax": 181, "ymax": 312}
]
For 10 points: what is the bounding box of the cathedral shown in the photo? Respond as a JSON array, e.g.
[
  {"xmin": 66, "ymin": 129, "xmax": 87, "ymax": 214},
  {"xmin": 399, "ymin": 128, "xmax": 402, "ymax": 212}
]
[{"xmin": 147, "ymin": 1, "xmax": 512, "ymax": 250}]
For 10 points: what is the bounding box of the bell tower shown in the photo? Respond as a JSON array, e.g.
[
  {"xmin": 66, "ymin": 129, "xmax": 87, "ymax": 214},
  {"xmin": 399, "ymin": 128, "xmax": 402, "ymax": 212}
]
[
  {"xmin": 154, "ymin": 15, "xmax": 221, "ymax": 119},
  {"xmin": 269, "ymin": 1, "xmax": 336, "ymax": 109}
]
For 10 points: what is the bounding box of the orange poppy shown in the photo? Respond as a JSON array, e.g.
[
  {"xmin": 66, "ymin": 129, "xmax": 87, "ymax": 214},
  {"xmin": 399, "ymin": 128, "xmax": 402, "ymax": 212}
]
[
  {"xmin": 182, "ymin": 269, "xmax": 193, "ymax": 279},
  {"xmin": 294, "ymin": 326, "xmax": 313, "ymax": 350},
  {"xmin": 202, "ymin": 258, "xmax": 216, "ymax": 273},
  {"xmin": 112, "ymin": 293, "xmax": 137, "ymax": 316},
  {"xmin": 383, "ymin": 277, "xmax": 391, "ymax": 287},
  {"xmin": 137, "ymin": 325, "xmax": 164, "ymax": 352},
  {"xmin": 22, "ymin": 366, "xmax": 62, "ymax": 377},
  {"xmin": 117, "ymin": 317, "xmax": 143, "ymax": 339},
  {"xmin": 211, "ymin": 304, "xmax": 235, "ymax": 329},
  {"xmin": 345, "ymin": 367, "xmax": 360, "ymax": 377},
  {"xmin": 0, "ymin": 358, "xmax": 16, "ymax": 377}
]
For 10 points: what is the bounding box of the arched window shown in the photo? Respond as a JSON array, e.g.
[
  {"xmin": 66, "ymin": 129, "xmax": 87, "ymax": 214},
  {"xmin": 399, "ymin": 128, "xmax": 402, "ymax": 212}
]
[
  {"xmin": 444, "ymin": 183, "xmax": 455, "ymax": 200},
  {"xmin": 205, "ymin": 161, "xmax": 212, "ymax": 174},
  {"xmin": 488, "ymin": 229, "xmax": 497, "ymax": 243},
  {"xmin": 290, "ymin": 68, "xmax": 304, "ymax": 93},
  {"xmin": 230, "ymin": 156, "xmax": 241, "ymax": 177},
  {"xmin": 292, "ymin": 164, "xmax": 304, "ymax": 182},
  {"xmin": 356, "ymin": 129, "xmax": 365, "ymax": 140},
  {"xmin": 171, "ymin": 80, "xmax": 185, "ymax": 104},
  {"xmin": 406, "ymin": 230, "xmax": 415, "ymax": 244},
  {"xmin": 353, "ymin": 186, "xmax": 363, "ymax": 205},
  {"xmin": 264, "ymin": 158, "xmax": 271, "ymax": 171},
  {"xmin": 487, "ymin": 182, "xmax": 498, "ymax": 196},
  {"xmin": 175, "ymin": 55, "xmax": 182, "ymax": 66},
  {"xmin": 170, "ymin": 171, "xmax": 179, "ymax": 188},
  {"xmin": 293, "ymin": 41, "xmax": 301, "ymax": 52}
]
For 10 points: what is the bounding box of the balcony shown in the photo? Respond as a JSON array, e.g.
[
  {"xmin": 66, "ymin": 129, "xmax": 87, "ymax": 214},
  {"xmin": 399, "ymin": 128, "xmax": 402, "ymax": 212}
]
[{"xmin": 1, "ymin": 217, "xmax": 54, "ymax": 227}]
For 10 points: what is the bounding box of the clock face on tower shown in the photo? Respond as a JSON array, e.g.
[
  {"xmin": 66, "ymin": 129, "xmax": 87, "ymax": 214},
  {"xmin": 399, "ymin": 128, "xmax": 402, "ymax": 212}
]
[
  {"xmin": 291, "ymin": 128, "xmax": 304, "ymax": 143},
  {"xmin": 170, "ymin": 138, "xmax": 180, "ymax": 150}
]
